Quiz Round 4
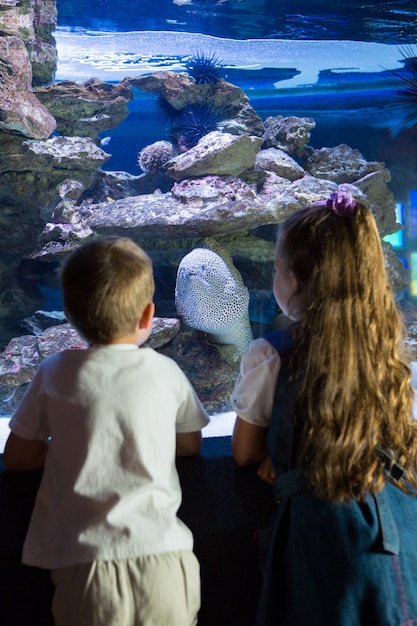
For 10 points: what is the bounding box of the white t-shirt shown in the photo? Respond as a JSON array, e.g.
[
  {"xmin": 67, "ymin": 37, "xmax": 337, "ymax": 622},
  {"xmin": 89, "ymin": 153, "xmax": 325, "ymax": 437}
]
[
  {"xmin": 9, "ymin": 344, "xmax": 210, "ymax": 569},
  {"xmin": 231, "ymin": 337, "xmax": 281, "ymax": 427}
]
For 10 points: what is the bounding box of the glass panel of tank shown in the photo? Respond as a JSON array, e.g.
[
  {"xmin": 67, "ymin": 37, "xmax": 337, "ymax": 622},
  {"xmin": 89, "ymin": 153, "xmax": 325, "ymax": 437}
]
[{"xmin": 1, "ymin": 0, "xmax": 417, "ymax": 429}]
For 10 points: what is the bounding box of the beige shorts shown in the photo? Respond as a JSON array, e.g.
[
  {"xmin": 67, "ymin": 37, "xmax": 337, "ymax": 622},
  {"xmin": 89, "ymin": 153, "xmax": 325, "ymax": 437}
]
[{"xmin": 51, "ymin": 550, "xmax": 201, "ymax": 626}]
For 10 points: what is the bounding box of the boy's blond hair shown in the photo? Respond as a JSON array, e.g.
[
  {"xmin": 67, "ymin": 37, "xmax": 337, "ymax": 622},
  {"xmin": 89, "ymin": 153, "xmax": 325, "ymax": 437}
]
[{"xmin": 60, "ymin": 237, "xmax": 155, "ymax": 343}]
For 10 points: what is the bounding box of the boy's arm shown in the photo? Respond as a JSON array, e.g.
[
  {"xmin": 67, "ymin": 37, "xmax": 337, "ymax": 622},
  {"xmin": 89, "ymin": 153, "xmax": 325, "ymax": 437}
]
[
  {"xmin": 3, "ymin": 432, "xmax": 48, "ymax": 471},
  {"xmin": 176, "ymin": 431, "xmax": 202, "ymax": 457}
]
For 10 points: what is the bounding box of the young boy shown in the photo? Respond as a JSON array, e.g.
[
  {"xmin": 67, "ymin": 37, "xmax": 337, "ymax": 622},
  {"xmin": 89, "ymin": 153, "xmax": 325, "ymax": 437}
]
[{"xmin": 4, "ymin": 236, "xmax": 210, "ymax": 626}]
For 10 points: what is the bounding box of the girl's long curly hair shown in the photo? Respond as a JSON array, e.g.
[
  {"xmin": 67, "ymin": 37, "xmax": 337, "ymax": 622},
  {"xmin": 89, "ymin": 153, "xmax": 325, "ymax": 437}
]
[{"xmin": 279, "ymin": 199, "xmax": 417, "ymax": 502}]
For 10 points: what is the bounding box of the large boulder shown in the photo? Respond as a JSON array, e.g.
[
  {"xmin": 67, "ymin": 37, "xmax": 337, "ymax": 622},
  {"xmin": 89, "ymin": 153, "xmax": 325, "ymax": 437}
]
[
  {"xmin": 0, "ymin": 133, "xmax": 110, "ymax": 337},
  {"xmin": 0, "ymin": 135, "xmax": 110, "ymax": 221},
  {"xmin": 255, "ymin": 147, "xmax": 305, "ymax": 181},
  {"xmin": 262, "ymin": 115, "xmax": 316, "ymax": 158},
  {"xmin": 166, "ymin": 131, "xmax": 263, "ymax": 180},
  {"xmin": 305, "ymin": 144, "xmax": 388, "ymax": 184},
  {"xmin": 0, "ymin": 35, "xmax": 56, "ymax": 138},
  {"xmin": 35, "ymin": 78, "xmax": 133, "ymax": 139},
  {"xmin": 0, "ymin": 0, "xmax": 57, "ymax": 86},
  {"xmin": 0, "ymin": 317, "xmax": 181, "ymax": 415},
  {"xmin": 131, "ymin": 72, "xmax": 264, "ymax": 138}
]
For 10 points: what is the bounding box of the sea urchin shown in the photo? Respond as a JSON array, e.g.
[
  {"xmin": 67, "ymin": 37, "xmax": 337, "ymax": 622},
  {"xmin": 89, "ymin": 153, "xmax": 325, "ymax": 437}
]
[
  {"xmin": 390, "ymin": 45, "xmax": 417, "ymax": 135},
  {"xmin": 178, "ymin": 102, "xmax": 225, "ymax": 148},
  {"xmin": 185, "ymin": 51, "xmax": 223, "ymax": 85},
  {"xmin": 155, "ymin": 95, "xmax": 183, "ymax": 125}
]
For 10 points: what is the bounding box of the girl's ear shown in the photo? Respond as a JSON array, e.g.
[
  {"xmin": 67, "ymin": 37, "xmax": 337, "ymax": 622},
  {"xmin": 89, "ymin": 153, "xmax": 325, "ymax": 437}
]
[
  {"xmin": 289, "ymin": 271, "xmax": 307, "ymax": 320},
  {"xmin": 139, "ymin": 302, "xmax": 155, "ymax": 330},
  {"xmin": 289, "ymin": 270, "xmax": 298, "ymax": 295}
]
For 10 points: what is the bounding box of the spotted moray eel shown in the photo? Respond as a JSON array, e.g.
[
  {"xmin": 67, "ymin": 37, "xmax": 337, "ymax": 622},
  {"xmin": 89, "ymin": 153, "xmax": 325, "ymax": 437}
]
[{"xmin": 175, "ymin": 238, "xmax": 253, "ymax": 355}]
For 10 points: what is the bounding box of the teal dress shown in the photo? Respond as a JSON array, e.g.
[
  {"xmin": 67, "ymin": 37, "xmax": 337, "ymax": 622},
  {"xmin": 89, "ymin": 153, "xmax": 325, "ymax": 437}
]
[{"xmin": 255, "ymin": 328, "xmax": 417, "ymax": 626}]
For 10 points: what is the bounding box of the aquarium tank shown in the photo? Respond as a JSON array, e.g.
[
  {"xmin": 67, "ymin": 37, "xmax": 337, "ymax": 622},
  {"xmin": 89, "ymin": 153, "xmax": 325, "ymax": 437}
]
[{"xmin": 1, "ymin": 0, "xmax": 417, "ymax": 432}]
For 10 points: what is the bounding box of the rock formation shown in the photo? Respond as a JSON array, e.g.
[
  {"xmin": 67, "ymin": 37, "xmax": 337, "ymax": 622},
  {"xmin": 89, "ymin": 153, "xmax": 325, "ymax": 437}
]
[
  {"xmin": 0, "ymin": 1, "xmax": 132, "ymax": 343},
  {"xmin": 34, "ymin": 78, "xmax": 133, "ymax": 140},
  {"xmin": 0, "ymin": 0, "xmax": 57, "ymax": 86},
  {"xmin": 0, "ymin": 8, "xmax": 412, "ymax": 413}
]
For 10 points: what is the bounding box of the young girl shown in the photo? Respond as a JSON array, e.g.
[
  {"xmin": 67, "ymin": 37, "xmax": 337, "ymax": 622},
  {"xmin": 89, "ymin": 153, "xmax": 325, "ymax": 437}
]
[{"xmin": 232, "ymin": 192, "xmax": 417, "ymax": 625}]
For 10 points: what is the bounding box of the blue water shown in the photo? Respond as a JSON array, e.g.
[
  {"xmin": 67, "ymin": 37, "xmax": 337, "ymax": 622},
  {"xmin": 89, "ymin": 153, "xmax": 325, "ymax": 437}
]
[
  {"xmin": 56, "ymin": 0, "xmax": 417, "ymax": 43},
  {"xmin": 54, "ymin": 0, "xmax": 417, "ymax": 174},
  {"xmin": 54, "ymin": 29, "xmax": 416, "ymax": 178}
]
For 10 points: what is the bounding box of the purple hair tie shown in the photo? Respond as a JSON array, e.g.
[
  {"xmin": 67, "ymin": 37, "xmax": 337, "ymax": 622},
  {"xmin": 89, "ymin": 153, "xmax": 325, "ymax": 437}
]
[{"xmin": 326, "ymin": 191, "xmax": 357, "ymax": 218}]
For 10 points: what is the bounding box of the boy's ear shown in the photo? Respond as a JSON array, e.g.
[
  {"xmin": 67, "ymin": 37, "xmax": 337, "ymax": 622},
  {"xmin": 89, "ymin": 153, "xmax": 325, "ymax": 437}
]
[{"xmin": 139, "ymin": 302, "xmax": 155, "ymax": 329}]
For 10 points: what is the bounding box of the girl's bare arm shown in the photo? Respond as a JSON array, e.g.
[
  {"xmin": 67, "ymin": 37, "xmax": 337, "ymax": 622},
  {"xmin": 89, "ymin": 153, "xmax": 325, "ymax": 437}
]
[{"xmin": 232, "ymin": 417, "xmax": 268, "ymax": 466}]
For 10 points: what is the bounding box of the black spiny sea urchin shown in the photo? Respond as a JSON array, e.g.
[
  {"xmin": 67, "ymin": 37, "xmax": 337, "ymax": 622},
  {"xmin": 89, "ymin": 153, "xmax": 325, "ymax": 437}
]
[
  {"xmin": 179, "ymin": 102, "xmax": 225, "ymax": 148},
  {"xmin": 156, "ymin": 95, "xmax": 183, "ymax": 125},
  {"xmin": 185, "ymin": 51, "xmax": 223, "ymax": 85},
  {"xmin": 389, "ymin": 45, "xmax": 417, "ymax": 135}
]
